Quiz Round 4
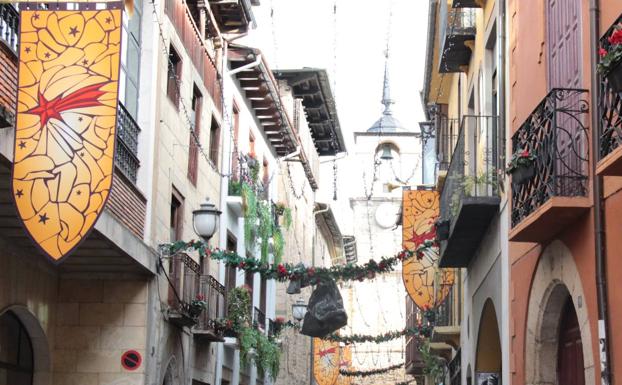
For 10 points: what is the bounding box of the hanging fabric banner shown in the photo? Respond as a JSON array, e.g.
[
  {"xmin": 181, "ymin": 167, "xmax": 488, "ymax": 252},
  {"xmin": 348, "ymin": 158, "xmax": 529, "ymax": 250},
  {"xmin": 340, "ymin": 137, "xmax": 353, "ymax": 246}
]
[
  {"xmin": 313, "ymin": 338, "xmax": 340, "ymax": 385},
  {"xmin": 401, "ymin": 188, "xmax": 455, "ymax": 309},
  {"xmin": 12, "ymin": 5, "xmax": 122, "ymax": 262}
]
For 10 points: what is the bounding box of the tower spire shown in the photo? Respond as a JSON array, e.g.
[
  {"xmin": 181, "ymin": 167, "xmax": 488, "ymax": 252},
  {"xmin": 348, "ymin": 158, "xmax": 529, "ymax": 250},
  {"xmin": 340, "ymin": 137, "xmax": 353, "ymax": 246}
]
[{"xmin": 381, "ymin": 49, "xmax": 394, "ymax": 115}]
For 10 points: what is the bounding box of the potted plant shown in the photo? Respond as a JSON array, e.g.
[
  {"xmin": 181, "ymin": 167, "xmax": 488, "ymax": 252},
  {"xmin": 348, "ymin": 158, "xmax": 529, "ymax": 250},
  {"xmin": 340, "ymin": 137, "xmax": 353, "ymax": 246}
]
[
  {"xmin": 189, "ymin": 293, "xmax": 207, "ymax": 319},
  {"xmin": 598, "ymin": 25, "xmax": 622, "ymax": 92},
  {"xmin": 506, "ymin": 148, "xmax": 536, "ymax": 185}
]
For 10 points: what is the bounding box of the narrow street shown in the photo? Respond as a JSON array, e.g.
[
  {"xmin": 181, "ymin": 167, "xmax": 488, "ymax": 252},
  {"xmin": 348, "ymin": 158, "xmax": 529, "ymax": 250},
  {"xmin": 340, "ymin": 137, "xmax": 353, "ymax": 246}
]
[{"xmin": 0, "ymin": 1, "xmax": 620, "ymax": 385}]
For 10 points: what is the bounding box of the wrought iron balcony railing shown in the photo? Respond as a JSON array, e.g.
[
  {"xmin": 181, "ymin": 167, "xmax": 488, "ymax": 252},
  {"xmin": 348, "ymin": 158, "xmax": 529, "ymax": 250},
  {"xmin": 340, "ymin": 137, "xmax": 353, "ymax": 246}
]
[
  {"xmin": 439, "ymin": 116, "xmax": 500, "ymax": 223},
  {"xmin": 436, "ymin": 116, "xmax": 461, "ymax": 172},
  {"xmin": 449, "ymin": 348, "xmax": 461, "ymax": 385},
  {"xmin": 439, "ymin": 2, "xmax": 476, "ymax": 73},
  {"xmin": 435, "ymin": 285, "xmax": 455, "ymax": 327},
  {"xmin": 253, "ymin": 306, "xmax": 266, "ymax": 331},
  {"xmin": 195, "ymin": 274, "xmax": 226, "ymax": 336},
  {"xmin": 511, "ymin": 89, "xmax": 589, "ymax": 228},
  {"xmin": 168, "ymin": 253, "xmax": 202, "ymax": 327},
  {"xmin": 0, "ymin": 4, "xmax": 18, "ymax": 53},
  {"xmin": 598, "ymin": 14, "xmax": 622, "ymax": 162},
  {"xmin": 115, "ymin": 103, "xmax": 141, "ymax": 183}
]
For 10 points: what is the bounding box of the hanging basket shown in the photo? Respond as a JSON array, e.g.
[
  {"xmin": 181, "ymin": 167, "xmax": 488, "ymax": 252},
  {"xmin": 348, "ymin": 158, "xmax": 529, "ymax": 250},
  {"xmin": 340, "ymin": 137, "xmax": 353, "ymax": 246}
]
[
  {"xmin": 606, "ymin": 60, "xmax": 622, "ymax": 93},
  {"xmin": 511, "ymin": 164, "xmax": 535, "ymax": 185}
]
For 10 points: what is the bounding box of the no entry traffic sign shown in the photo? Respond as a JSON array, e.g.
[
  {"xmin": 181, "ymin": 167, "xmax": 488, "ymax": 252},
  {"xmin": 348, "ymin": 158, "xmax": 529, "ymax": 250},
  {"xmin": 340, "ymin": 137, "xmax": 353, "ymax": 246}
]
[{"xmin": 121, "ymin": 350, "xmax": 142, "ymax": 371}]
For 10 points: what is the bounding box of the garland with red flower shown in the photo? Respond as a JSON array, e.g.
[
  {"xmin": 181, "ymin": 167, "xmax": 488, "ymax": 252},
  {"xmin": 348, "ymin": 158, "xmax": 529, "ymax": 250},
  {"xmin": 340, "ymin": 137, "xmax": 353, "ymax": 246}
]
[
  {"xmin": 166, "ymin": 240, "xmax": 423, "ymax": 283},
  {"xmin": 338, "ymin": 362, "xmax": 403, "ymax": 377},
  {"xmin": 323, "ymin": 325, "xmax": 431, "ymax": 344}
]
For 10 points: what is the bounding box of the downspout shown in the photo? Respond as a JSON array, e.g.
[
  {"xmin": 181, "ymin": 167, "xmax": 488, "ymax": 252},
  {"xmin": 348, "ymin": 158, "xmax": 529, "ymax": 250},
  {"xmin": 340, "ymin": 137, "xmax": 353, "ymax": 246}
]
[{"xmin": 589, "ymin": 1, "xmax": 612, "ymax": 384}]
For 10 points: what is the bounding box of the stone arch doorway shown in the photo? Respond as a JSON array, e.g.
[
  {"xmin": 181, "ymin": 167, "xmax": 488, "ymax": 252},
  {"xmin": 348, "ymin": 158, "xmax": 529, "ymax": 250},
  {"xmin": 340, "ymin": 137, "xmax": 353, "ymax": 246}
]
[
  {"xmin": 525, "ymin": 240, "xmax": 594, "ymax": 385},
  {"xmin": 0, "ymin": 306, "xmax": 50, "ymax": 385},
  {"xmin": 475, "ymin": 299, "xmax": 501, "ymax": 383}
]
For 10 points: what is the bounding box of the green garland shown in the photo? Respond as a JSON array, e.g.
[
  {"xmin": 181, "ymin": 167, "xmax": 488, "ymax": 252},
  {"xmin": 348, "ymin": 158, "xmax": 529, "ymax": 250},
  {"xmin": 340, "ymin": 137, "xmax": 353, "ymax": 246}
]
[
  {"xmin": 167, "ymin": 240, "xmax": 418, "ymax": 283},
  {"xmin": 338, "ymin": 362, "xmax": 403, "ymax": 377},
  {"xmin": 324, "ymin": 326, "xmax": 431, "ymax": 344},
  {"xmin": 419, "ymin": 341, "xmax": 444, "ymax": 382}
]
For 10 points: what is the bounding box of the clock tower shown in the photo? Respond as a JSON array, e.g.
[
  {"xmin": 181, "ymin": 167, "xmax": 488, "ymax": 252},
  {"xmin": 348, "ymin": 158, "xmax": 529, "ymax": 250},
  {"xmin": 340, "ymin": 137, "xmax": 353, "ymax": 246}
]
[{"xmin": 344, "ymin": 50, "xmax": 423, "ymax": 376}]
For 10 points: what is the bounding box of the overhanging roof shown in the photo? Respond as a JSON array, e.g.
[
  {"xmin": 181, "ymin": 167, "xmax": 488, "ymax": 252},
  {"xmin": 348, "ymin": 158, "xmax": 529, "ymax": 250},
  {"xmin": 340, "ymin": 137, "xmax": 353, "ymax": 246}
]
[
  {"xmin": 273, "ymin": 68, "xmax": 346, "ymax": 156},
  {"xmin": 315, "ymin": 203, "xmax": 344, "ymax": 264}
]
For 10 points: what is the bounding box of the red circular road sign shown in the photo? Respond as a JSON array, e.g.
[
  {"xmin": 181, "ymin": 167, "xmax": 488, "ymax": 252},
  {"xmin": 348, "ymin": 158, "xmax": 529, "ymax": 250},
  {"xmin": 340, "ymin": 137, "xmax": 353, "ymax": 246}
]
[{"xmin": 121, "ymin": 350, "xmax": 142, "ymax": 371}]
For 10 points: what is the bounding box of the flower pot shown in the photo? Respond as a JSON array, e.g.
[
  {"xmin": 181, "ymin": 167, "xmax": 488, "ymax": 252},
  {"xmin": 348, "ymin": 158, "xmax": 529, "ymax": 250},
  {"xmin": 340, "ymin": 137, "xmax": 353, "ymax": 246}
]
[
  {"xmin": 511, "ymin": 164, "xmax": 535, "ymax": 185},
  {"xmin": 188, "ymin": 304, "xmax": 204, "ymax": 319},
  {"xmin": 607, "ymin": 61, "xmax": 622, "ymax": 92}
]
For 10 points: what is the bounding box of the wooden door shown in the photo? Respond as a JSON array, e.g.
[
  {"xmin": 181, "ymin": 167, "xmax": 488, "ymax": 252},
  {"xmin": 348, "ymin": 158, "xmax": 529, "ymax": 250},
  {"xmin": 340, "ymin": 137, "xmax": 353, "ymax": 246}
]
[
  {"xmin": 547, "ymin": 0, "xmax": 582, "ymax": 89},
  {"xmin": 547, "ymin": 0, "xmax": 584, "ymax": 193},
  {"xmin": 557, "ymin": 300, "xmax": 585, "ymax": 385}
]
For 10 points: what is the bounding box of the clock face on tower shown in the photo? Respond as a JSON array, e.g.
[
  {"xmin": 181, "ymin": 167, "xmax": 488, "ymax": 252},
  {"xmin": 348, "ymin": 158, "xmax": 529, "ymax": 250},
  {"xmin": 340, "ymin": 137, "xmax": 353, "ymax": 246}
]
[{"xmin": 375, "ymin": 202, "xmax": 399, "ymax": 229}]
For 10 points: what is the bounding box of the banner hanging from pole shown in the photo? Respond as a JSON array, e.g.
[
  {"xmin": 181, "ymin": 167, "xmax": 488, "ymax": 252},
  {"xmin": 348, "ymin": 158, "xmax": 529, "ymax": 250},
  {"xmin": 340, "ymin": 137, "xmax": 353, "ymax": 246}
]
[
  {"xmin": 401, "ymin": 188, "xmax": 455, "ymax": 309},
  {"xmin": 12, "ymin": 4, "xmax": 122, "ymax": 262}
]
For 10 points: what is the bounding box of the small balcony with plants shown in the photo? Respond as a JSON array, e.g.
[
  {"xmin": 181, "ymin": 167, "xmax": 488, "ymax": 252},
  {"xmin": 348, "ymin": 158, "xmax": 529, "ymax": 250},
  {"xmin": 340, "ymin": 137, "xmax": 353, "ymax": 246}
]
[
  {"xmin": 194, "ymin": 274, "xmax": 226, "ymax": 342},
  {"xmin": 429, "ymin": 286, "xmax": 460, "ymax": 349},
  {"xmin": 596, "ymin": 15, "xmax": 622, "ymax": 175},
  {"xmin": 438, "ymin": 115, "xmax": 501, "ymax": 268},
  {"xmin": 509, "ymin": 88, "xmax": 590, "ymax": 243},
  {"xmin": 167, "ymin": 253, "xmax": 203, "ymax": 327},
  {"xmin": 438, "ymin": 1, "xmax": 476, "ymax": 73}
]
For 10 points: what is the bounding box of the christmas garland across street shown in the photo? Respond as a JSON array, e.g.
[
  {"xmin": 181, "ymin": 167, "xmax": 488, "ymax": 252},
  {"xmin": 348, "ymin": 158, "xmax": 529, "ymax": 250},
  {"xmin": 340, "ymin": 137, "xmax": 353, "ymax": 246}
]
[
  {"xmin": 167, "ymin": 240, "xmax": 423, "ymax": 283},
  {"xmin": 338, "ymin": 362, "xmax": 404, "ymax": 377},
  {"xmin": 324, "ymin": 326, "xmax": 432, "ymax": 344}
]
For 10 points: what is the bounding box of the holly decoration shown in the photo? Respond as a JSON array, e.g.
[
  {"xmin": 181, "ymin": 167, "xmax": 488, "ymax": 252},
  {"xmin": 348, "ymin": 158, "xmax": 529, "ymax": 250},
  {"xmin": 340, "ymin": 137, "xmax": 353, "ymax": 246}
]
[
  {"xmin": 415, "ymin": 239, "xmax": 438, "ymax": 260},
  {"xmin": 323, "ymin": 326, "xmax": 431, "ymax": 344},
  {"xmin": 167, "ymin": 240, "xmax": 417, "ymax": 284},
  {"xmin": 338, "ymin": 363, "xmax": 403, "ymax": 377}
]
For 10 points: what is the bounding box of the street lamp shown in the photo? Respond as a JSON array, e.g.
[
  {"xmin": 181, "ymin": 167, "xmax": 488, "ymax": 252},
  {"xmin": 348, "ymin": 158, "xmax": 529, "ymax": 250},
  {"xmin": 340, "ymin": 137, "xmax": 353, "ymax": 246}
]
[
  {"xmin": 192, "ymin": 198, "xmax": 222, "ymax": 242},
  {"xmin": 292, "ymin": 298, "xmax": 308, "ymax": 322}
]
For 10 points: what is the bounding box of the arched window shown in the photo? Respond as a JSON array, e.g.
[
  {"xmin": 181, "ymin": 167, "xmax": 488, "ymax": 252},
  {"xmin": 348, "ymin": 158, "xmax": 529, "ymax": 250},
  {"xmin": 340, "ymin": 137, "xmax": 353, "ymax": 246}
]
[{"xmin": 0, "ymin": 311, "xmax": 34, "ymax": 385}]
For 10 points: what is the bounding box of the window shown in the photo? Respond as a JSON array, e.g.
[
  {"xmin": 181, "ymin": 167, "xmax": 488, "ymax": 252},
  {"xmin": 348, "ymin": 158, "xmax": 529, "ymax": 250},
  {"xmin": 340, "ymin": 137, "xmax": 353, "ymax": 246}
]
[
  {"xmin": 262, "ymin": 158, "xmax": 269, "ymax": 193},
  {"xmin": 0, "ymin": 311, "xmax": 33, "ymax": 385},
  {"xmin": 231, "ymin": 104, "xmax": 240, "ymax": 179},
  {"xmin": 187, "ymin": 85, "xmax": 202, "ymax": 185},
  {"xmin": 245, "ymin": 266, "xmax": 254, "ymax": 315},
  {"xmin": 170, "ymin": 188, "xmax": 184, "ymax": 242},
  {"xmin": 209, "ymin": 116, "xmax": 221, "ymax": 166},
  {"xmin": 119, "ymin": 1, "xmax": 142, "ymax": 119},
  {"xmin": 249, "ymin": 133, "xmax": 255, "ymax": 155},
  {"xmin": 167, "ymin": 45, "xmax": 182, "ymax": 106},
  {"xmin": 225, "ymin": 235, "xmax": 238, "ymax": 293}
]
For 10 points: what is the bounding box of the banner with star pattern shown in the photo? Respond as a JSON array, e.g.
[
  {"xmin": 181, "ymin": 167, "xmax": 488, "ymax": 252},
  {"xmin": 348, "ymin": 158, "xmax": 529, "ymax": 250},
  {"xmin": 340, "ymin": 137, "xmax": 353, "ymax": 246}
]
[
  {"xmin": 12, "ymin": 5, "xmax": 122, "ymax": 262},
  {"xmin": 313, "ymin": 338, "xmax": 340, "ymax": 385},
  {"xmin": 401, "ymin": 188, "xmax": 455, "ymax": 309}
]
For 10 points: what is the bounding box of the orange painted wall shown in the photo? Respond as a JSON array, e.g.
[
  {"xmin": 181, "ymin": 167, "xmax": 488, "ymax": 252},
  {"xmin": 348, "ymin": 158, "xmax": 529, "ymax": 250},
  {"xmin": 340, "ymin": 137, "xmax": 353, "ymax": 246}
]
[{"xmin": 509, "ymin": 1, "xmax": 622, "ymax": 384}]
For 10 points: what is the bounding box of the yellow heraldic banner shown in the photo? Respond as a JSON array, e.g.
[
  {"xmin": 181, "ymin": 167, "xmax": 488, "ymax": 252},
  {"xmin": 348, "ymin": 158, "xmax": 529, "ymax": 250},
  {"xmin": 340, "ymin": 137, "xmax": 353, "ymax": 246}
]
[
  {"xmin": 401, "ymin": 189, "xmax": 455, "ymax": 309},
  {"xmin": 12, "ymin": 7, "xmax": 122, "ymax": 262},
  {"xmin": 313, "ymin": 338, "xmax": 340, "ymax": 385}
]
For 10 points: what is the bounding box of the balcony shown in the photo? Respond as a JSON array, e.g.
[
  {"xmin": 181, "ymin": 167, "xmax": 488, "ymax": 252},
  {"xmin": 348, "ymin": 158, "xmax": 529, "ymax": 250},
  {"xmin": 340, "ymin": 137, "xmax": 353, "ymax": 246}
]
[
  {"xmin": 405, "ymin": 296, "xmax": 425, "ymax": 375},
  {"xmin": 510, "ymin": 89, "xmax": 591, "ymax": 242},
  {"xmin": 438, "ymin": 116, "xmax": 501, "ymax": 268},
  {"xmin": 597, "ymin": 14, "xmax": 622, "ymax": 176},
  {"xmin": 431, "ymin": 286, "xmax": 460, "ymax": 348},
  {"xmin": 439, "ymin": 4, "xmax": 476, "ymax": 73},
  {"xmin": 115, "ymin": 104, "xmax": 141, "ymax": 183},
  {"xmin": 436, "ymin": 116, "xmax": 460, "ymax": 172},
  {"xmin": 208, "ymin": 0, "xmax": 255, "ymax": 34},
  {"xmin": 452, "ymin": 0, "xmax": 484, "ymax": 7},
  {"xmin": 194, "ymin": 274, "xmax": 226, "ymax": 342},
  {"xmin": 167, "ymin": 253, "xmax": 202, "ymax": 327}
]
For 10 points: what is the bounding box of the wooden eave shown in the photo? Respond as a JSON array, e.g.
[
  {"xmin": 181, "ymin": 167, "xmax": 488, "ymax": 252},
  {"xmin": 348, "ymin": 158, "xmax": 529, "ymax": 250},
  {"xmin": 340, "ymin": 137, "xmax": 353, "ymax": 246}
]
[
  {"xmin": 228, "ymin": 46, "xmax": 319, "ymax": 190},
  {"xmin": 208, "ymin": 0, "xmax": 254, "ymax": 34},
  {"xmin": 273, "ymin": 69, "xmax": 346, "ymax": 156}
]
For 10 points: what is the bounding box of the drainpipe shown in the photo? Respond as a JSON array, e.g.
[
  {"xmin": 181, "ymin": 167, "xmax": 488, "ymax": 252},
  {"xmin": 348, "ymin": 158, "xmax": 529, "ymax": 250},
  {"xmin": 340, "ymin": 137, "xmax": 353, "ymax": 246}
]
[{"xmin": 589, "ymin": 1, "xmax": 612, "ymax": 384}]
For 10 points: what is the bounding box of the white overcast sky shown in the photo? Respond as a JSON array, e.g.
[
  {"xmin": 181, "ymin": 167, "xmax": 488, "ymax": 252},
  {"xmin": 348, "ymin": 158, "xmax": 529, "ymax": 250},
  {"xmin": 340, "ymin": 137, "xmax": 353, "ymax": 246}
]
[{"xmin": 243, "ymin": 0, "xmax": 430, "ymax": 233}]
